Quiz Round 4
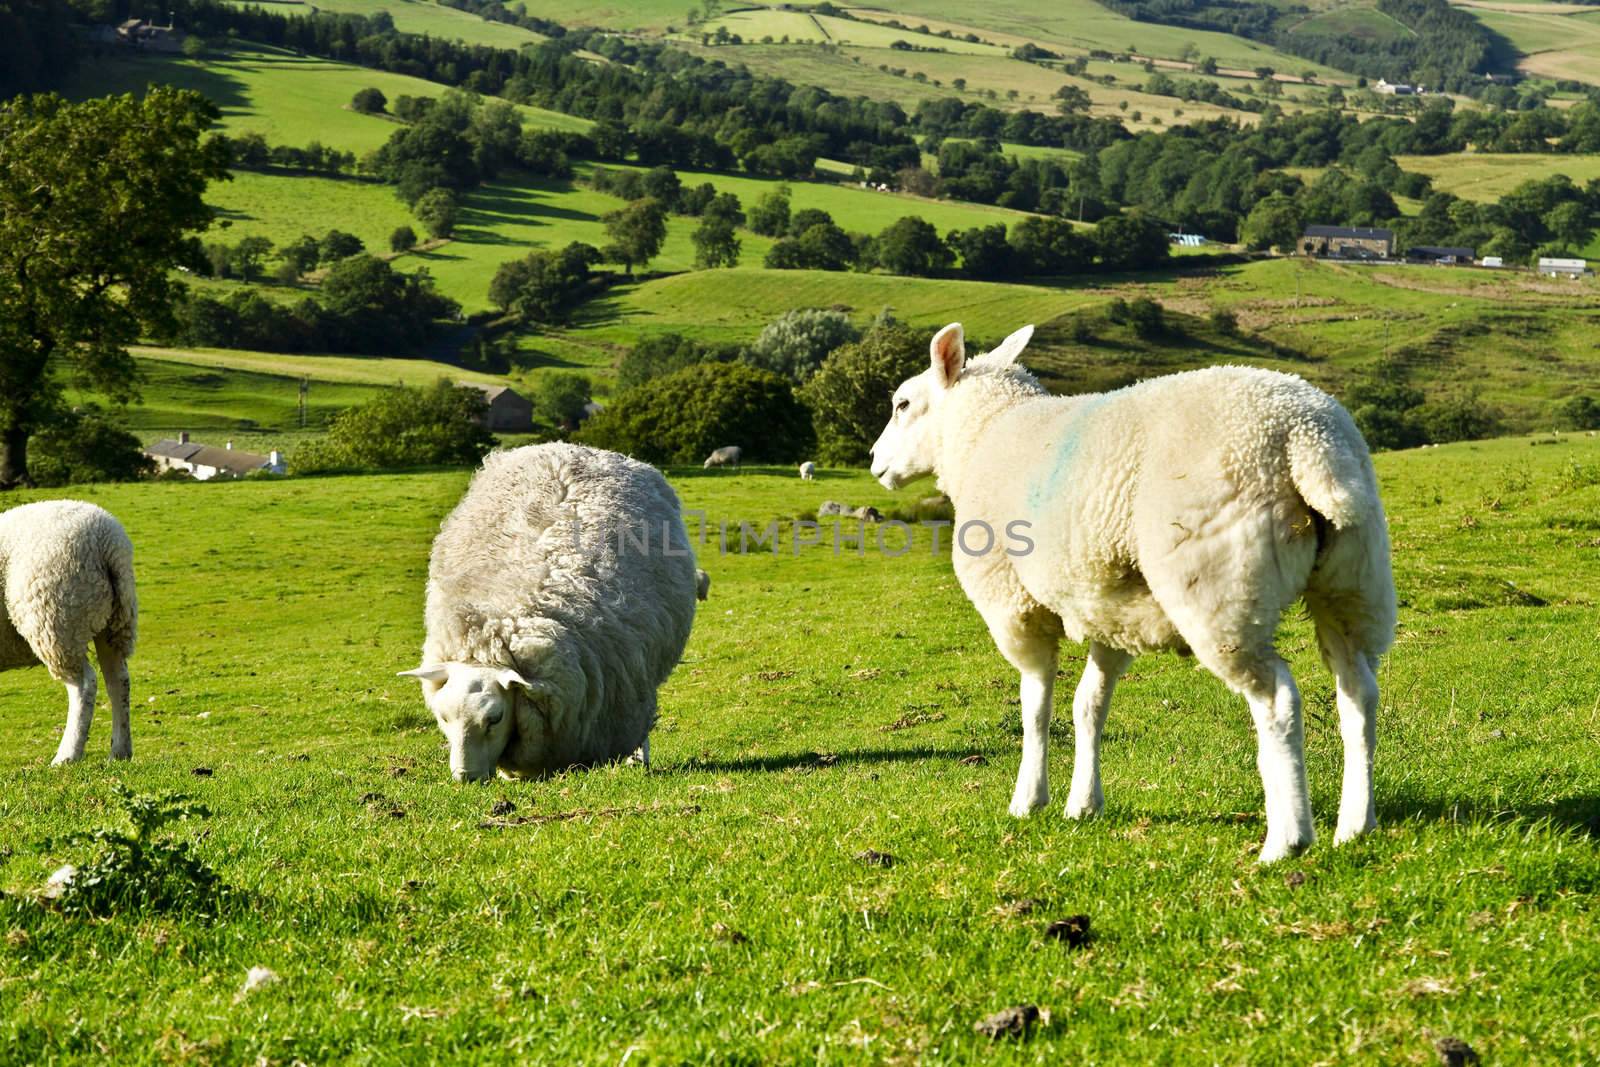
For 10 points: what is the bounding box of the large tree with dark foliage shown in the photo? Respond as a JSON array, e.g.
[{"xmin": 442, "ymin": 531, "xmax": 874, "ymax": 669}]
[{"xmin": 0, "ymin": 88, "xmax": 229, "ymax": 488}]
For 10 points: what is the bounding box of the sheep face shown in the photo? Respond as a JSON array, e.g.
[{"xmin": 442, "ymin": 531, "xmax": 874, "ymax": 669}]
[
  {"xmin": 871, "ymin": 322, "xmax": 1034, "ymax": 491},
  {"xmin": 399, "ymin": 663, "xmax": 531, "ymax": 782},
  {"xmin": 870, "ymin": 323, "xmax": 967, "ymax": 490}
]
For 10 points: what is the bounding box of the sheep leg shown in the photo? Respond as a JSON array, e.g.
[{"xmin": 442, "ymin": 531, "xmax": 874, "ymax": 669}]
[
  {"xmin": 640, "ymin": 734, "xmax": 650, "ymax": 770},
  {"xmin": 983, "ymin": 616, "xmax": 1060, "ymax": 819},
  {"xmin": 1243, "ymin": 660, "xmax": 1316, "ymax": 863},
  {"xmin": 51, "ymin": 657, "xmax": 98, "ymax": 766},
  {"xmin": 1064, "ymin": 643, "xmax": 1132, "ymax": 820},
  {"xmin": 96, "ymin": 635, "xmax": 132, "ymax": 761},
  {"xmin": 1329, "ymin": 647, "xmax": 1379, "ymax": 844}
]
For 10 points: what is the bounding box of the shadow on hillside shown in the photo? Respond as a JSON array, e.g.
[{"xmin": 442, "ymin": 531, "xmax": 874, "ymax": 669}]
[
  {"xmin": 72, "ymin": 51, "xmax": 251, "ymax": 117},
  {"xmin": 463, "ymin": 185, "xmax": 598, "ymax": 227},
  {"xmin": 667, "ymin": 747, "xmax": 983, "ymax": 774}
]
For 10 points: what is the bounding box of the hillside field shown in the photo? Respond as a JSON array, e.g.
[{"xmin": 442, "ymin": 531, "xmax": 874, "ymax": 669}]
[
  {"xmin": 61, "ymin": 44, "xmax": 589, "ymax": 156},
  {"xmin": 2, "ymin": 434, "xmax": 1598, "ymax": 1061}
]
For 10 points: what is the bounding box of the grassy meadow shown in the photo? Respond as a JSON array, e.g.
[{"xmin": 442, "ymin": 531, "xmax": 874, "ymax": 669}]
[
  {"xmin": 62, "ymin": 44, "xmax": 589, "ymax": 156},
  {"xmin": 1, "ymin": 432, "xmax": 1598, "ymax": 1062}
]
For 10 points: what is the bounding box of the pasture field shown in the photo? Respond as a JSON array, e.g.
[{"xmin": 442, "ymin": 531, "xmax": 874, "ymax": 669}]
[
  {"xmin": 1453, "ymin": 0, "xmax": 1600, "ymax": 80},
  {"xmin": 1394, "ymin": 152, "xmax": 1600, "ymax": 202},
  {"xmin": 1, "ymin": 434, "xmax": 1598, "ymax": 1061},
  {"xmin": 65, "ymin": 354, "xmax": 392, "ymax": 439},
  {"xmin": 825, "ymin": 0, "xmax": 1353, "ymax": 77},
  {"xmin": 206, "ymin": 171, "xmax": 417, "ymax": 254},
  {"xmin": 60, "ymin": 45, "xmax": 589, "ymax": 156},
  {"xmin": 560, "ymin": 268, "xmax": 1102, "ymax": 355},
  {"xmin": 300, "ymin": 0, "xmax": 550, "ymax": 48}
]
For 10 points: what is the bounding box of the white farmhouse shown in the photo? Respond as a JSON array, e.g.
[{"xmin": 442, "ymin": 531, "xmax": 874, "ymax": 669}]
[{"xmin": 145, "ymin": 432, "xmax": 286, "ymax": 480}]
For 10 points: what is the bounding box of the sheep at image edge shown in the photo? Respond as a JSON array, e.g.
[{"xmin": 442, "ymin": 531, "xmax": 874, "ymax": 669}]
[
  {"xmin": 402, "ymin": 443, "xmax": 699, "ymax": 781},
  {"xmin": 1, "ymin": 500, "xmax": 137, "ymax": 764}
]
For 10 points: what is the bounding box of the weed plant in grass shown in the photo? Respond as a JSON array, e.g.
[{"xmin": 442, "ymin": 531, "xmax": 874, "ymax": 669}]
[{"xmin": 1, "ymin": 434, "xmax": 1598, "ymax": 1060}]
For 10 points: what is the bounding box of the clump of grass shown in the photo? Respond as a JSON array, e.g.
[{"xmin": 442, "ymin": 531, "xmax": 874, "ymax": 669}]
[
  {"xmin": 1556, "ymin": 457, "xmax": 1600, "ymax": 494},
  {"xmin": 44, "ymin": 787, "xmax": 226, "ymax": 918}
]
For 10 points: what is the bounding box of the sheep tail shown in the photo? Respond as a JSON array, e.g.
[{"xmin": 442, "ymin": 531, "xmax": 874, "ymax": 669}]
[
  {"xmin": 1285, "ymin": 403, "xmax": 1379, "ymax": 531},
  {"xmin": 1290, "ymin": 402, "xmax": 1397, "ymax": 657},
  {"xmin": 103, "ymin": 527, "xmax": 138, "ymax": 659}
]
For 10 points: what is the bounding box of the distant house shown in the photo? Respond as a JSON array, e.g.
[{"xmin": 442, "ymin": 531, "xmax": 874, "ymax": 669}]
[
  {"xmin": 116, "ymin": 18, "xmax": 185, "ymax": 52},
  {"xmin": 1405, "ymin": 245, "xmax": 1474, "ymax": 265},
  {"xmin": 1299, "ymin": 225, "xmax": 1394, "ymax": 260},
  {"xmin": 1169, "ymin": 233, "xmax": 1207, "ymax": 247},
  {"xmin": 1538, "ymin": 256, "xmax": 1588, "ymax": 278},
  {"xmin": 459, "ymin": 382, "xmax": 534, "ymax": 432},
  {"xmin": 1375, "ymin": 80, "xmax": 1415, "ymax": 95},
  {"xmin": 145, "ymin": 433, "xmax": 285, "ymax": 481}
]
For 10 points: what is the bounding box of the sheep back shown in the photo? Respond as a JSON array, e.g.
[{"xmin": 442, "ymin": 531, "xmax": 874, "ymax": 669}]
[
  {"xmin": 422, "ymin": 443, "xmax": 697, "ymax": 772},
  {"xmin": 0, "ymin": 500, "xmax": 137, "ymax": 679}
]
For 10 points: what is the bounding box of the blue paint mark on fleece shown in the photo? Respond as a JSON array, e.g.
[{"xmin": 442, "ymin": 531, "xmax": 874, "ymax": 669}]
[{"xmin": 1026, "ymin": 398, "xmax": 1103, "ymax": 516}]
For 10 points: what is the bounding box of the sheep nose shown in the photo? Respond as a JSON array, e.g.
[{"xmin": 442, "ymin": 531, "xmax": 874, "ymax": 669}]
[{"xmin": 452, "ymin": 768, "xmax": 470, "ymax": 783}]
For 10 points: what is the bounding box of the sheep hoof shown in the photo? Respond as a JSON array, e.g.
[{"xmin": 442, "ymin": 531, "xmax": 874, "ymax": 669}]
[
  {"xmin": 111, "ymin": 747, "xmax": 132, "ymax": 761},
  {"xmin": 1064, "ymin": 797, "xmax": 1101, "ymax": 820},
  {"xmin": 1007, "ymin": 793, "xmax": 1048, "ymax": 818},
  {"xmin": 50, "ymin": 752, "xmax": 83, "ymax": 767},
  {"xmin": 1257, "ymin": 837, "xmax": 1312, "ymax": 864},
  {"xmin": 1333, "ymin": 819, "xmax": 1375, "ymax": 845}
]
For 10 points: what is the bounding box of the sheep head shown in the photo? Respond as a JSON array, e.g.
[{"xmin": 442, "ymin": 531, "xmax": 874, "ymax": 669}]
[
  {"xmin": 398, "ymin": 663, "xmax": 534, "ymax": 782},
  {"xmin": 870, "ymin": 322, "xmax": 1033, "ymax": 490}
]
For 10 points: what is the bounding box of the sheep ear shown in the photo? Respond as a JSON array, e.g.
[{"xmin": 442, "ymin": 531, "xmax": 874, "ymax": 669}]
[
  {"xmin": 984, "ymin": 324, "xmax": 1034, "ymax": 367},
  {"xmin": 495, "ymin": 668, "xmax": 534, "ymax": 692},
  {"xmin": 399, "ymin": 665, "xmax": 449, "ymax": 683},
  {"xmin": 930, "ymin": 322, "xmax": 965, "ymax": 388}
]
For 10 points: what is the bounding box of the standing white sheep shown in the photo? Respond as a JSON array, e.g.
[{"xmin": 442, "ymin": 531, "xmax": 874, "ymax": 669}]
[
  {"xmin": 799, "ymin": 461, "xmax": 816, "ymax": 480},
  {"xmin": 400, "ymin": 443, "xmax": 699, "ymax": 781},
  {"xmin": 1, "ymin": 500, "xmax": 137, "ymax": 765},
  {"xmin": 870, "ymin": 324, "xmax": 1395, "ymax": 862},
  {"xmin": 703, "ymin": 446, "xmax": 741, "ymax": 470}
]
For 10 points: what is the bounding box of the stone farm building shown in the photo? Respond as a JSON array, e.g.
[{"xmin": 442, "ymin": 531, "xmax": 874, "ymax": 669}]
[
  {"xmin": 1299, "ymin": 225, "xmax": 1394, "ymax": 260},
  {"xmin": 459, "ymin": 382, "xmax": 534, "ymax": 432},
  {"xmin": 145, "ymin": 433, "xmax": 285, "ymax": 481},
  {"xmin": 115, "ymin": 18, "xmax": 185, "ymax": 52}
]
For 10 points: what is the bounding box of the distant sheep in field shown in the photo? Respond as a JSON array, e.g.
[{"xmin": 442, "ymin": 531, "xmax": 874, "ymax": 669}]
[
  {"xmin": 696, "ymin": 569, "xmax": 711, "ymax": 601},
  {"xmin": 799, "ymin": 461, "xmax": 816, "ymax": 480},
  {"xmin": 1, "ymin": 501, "xmax": 137, "ymax": 765},
  {"xmin": 870, "ymin": 323, "xmax": 1395, "ymax": 863},
  {"xmin": 703, "ymin": 446, "xmax": 741, "ymax": 470},
  {"xmin": 401, "ymin": 443, "xmax": 699, "ymax": 781}
]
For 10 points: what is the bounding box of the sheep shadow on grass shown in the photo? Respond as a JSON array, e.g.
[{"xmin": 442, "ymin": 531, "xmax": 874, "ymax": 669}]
[{"xmin": 668, "ymin": 747, "xmax": 986, "ymax": 775}]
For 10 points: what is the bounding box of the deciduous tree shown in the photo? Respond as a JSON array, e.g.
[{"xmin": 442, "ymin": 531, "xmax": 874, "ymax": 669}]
[{"xmin": 0, "ymin": 89, "xmax": 228, "ymax": 487}]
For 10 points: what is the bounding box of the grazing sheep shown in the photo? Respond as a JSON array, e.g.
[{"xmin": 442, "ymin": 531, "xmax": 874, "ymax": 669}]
[
  {"xmin": 849, "ymin": 505, "xmax": 883, "ymax": 523},
  {"xmin": 818, "ymin": 500, "xmax": 848, "ymax": 517},
  {"xmin": 799, "ymin": 461, "xmax": 816, "ymax": 480},
  {"xmin": 1, "ymin": 501, "xmax": 137, "ymax": 765},
  {"xmin": 703, "ymin": 446, "xmax": 742, "ymax": 470},
  {"xmin": 401, "ymin": 443, "xmax": 698, "ymax": 782},
  {"xmin": 870, "ymin": 323, "xmax": 1395, "ymax": 863},
  {"xmin": 696, "ymin": 569, "xmax": 711, "ymax": 601}
]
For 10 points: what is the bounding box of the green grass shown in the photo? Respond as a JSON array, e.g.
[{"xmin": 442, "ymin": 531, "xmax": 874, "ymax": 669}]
[
  {"xmin": 1287, "ymin": 3, "xmax": 1416, "ymax": 42},
  {"xmin": 1454, "ymin": 2, "xmax": 1600, "ymax": 81},
  {"xmin": 207, "ymin": 170, "xmax": 418, "ymax": 252},
  {"xmin": 1395, "ymin": 152, "xmax": 1600, "ymax": 201},
  {"xmin": 67, "ymin": 355, "xmax": 390, "ymax": 440},
  {"xmin": 836, "ymin": 0, "xmax": 1353, "ymax": 77},
  {"xmin": 2, "ymin": 431, "xmax": 1599, "ymax": 1061},
  {"xmin": 60, "ymin": 43, "xmax": 589, "ymax": 155},
  {"xmin": 300, "ymin": 0, "xmax": 550, "ymax": 47},
  {"xmin": 563, "ymin": 267, "xmax": 1101, "ymax": 353},
  {"xmin": 692, "ymin": 9, "xmax": 1009, "ymax": 53}
]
